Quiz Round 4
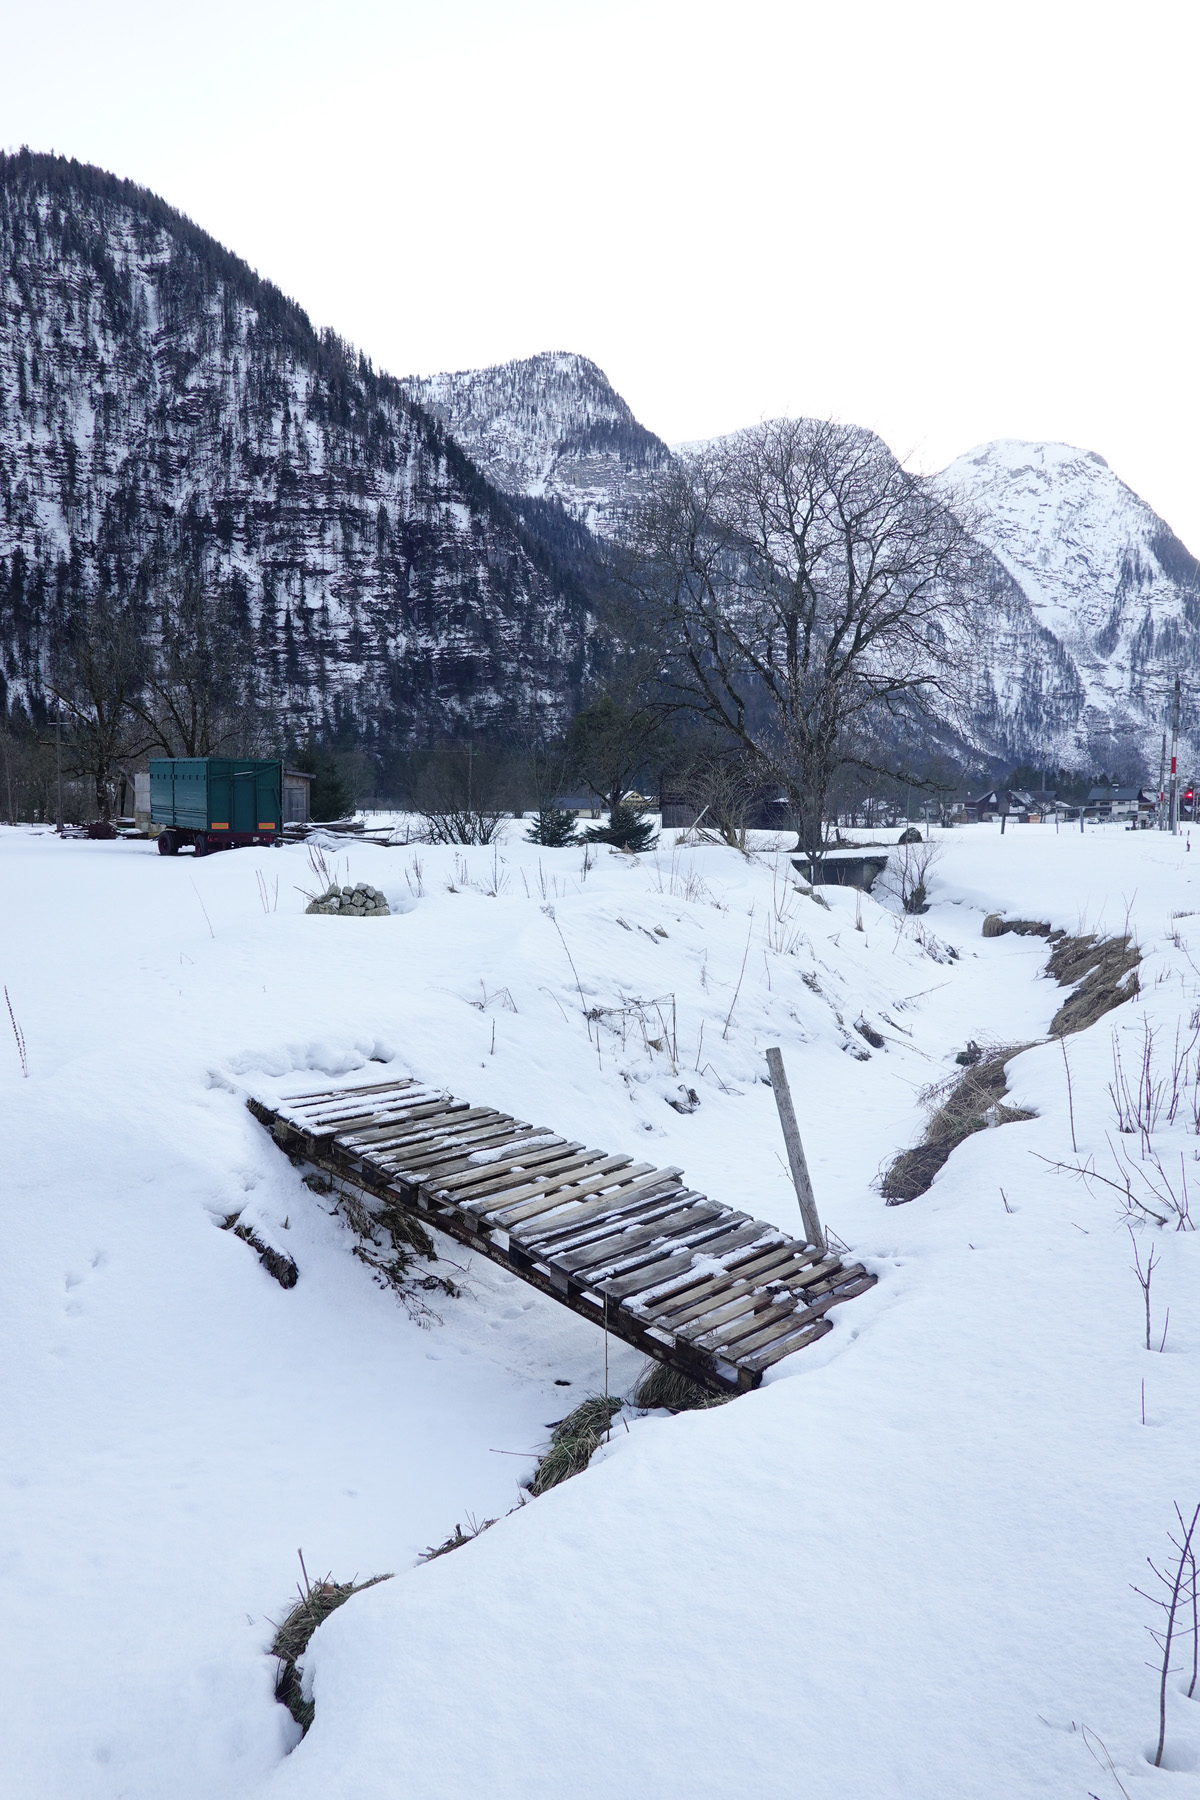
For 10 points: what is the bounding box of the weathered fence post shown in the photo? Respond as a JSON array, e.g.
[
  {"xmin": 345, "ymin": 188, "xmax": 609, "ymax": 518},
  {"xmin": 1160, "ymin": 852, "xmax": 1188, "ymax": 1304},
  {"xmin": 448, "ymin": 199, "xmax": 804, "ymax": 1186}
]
[{"xmin": 765, "ymin": 1047, "xmax": 825, "ymax": 1252}]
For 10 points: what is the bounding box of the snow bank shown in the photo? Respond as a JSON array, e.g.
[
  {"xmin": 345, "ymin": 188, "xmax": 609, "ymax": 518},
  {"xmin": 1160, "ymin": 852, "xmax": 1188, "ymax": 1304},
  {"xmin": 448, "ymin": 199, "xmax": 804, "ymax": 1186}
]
[{"xmin": 4, "ymin": 820, "xmax": 1200, "ymax": 1797}]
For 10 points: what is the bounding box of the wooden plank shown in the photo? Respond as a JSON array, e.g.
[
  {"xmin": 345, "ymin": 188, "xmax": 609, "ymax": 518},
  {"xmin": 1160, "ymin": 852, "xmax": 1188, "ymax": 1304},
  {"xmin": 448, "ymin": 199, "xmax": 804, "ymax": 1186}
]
[
  {"xmin": 281, "ymin": 1076, "xmax": 419, "ymax": 1109},
  {"xmin": 599, "ymin": 1248, "xmax": 701, "ymax": 1302},
  {"xmin": 744, "ymin": 1317, "xmax": 834, "ymax": 1371},
  {"xmin": 673, "ymin": 1286, "xmax": 791, "ymax": 1342},
  {"xmin": 481, "ymin": 1161, "xmax": 676, "ymax": 1219},
  {"xmin": 289, "ymin": 1089, "xmax": 440, "ymax": 1129},
  {"xmin": 365, "ymin": 1119, "xmax": 523, "ymax": 1169},
  {"xmin": 507, "ymin": 1171, "xmax": 687, "ymax": 1235},
  {"xmin": 433, "ymin": 1141, "xmax": 585, "ymax": 1195},
  {"xmin": 503, "ymin": 1173, "xmax": 680, "ymax": 1231},
  {"xmin": 384, "ymin": 1122, "xmax": 534, "ymax": 1174},
  {"xmin": 691, "ymin": 1295, "xmax": 804, "ymax": 1353},
  {"xmin": 496, "ymin": 1162, "xmax": 665, "ymax": 1226},
  {"xmin": 498, "ymin": 1161, "xmax": 644, "ymax": 1232},
  {"xmin": 385, "ymin": 1140, "xmax": 546, "ymax": 1188},
  {"xmin": 339, "ymin": 1103, "xmax": 496, "ymax": 1147},
  {"xmin": 733, "ymin": 1283, "xmax": 868, "ymax": 1358},
  {"xmin": 640, "ymin": 1243, "xmax": 813, "ymax": 1320},
  {"xmin": 437, "ymin": 1147, "xmax": 600, "ymax": 1204},
  {"xmin": 529, "ymin": 1189, "xmax": 710, "ymax": 1257},
  {"xmin": 650, "ymin": 1248, "xmax": 827, "ymax": 1327},
  {"xmin": 558, "ymin": 1203, "xmax": 726, "ymax": 1274},
  {"xmin": 599, "ymin": 1222, "xmax": 773, "ymax": 1303}
]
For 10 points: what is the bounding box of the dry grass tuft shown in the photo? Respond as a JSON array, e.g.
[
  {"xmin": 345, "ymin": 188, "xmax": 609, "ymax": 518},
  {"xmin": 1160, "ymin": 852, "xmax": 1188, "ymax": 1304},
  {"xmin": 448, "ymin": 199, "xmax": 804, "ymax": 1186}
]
[
  {"xmin": 1046, "ymin": 932, "xmax": 1141, "ymax": 1034},
  {"xmin": 882, "ymin": 1048, "xmax": 1035, "ymax": 1203},
  {"xmin": 527, "ymin": 1395, "xmax": 623, "ymax": 1495},
  {"xmin": 418, "ymin": 1514, "xmax": 498, "ymax": 1562},
  {"xmin": 631, "ymin": 1360, "xmax": 729, "ymax": 1412},
  {"xmin": 271, "ymin": 1568, "xmax": 392, "ymax": 1733},
  {"xmin": 982, "ymin": 915, "xmax": 1052, "ymax": 939}
]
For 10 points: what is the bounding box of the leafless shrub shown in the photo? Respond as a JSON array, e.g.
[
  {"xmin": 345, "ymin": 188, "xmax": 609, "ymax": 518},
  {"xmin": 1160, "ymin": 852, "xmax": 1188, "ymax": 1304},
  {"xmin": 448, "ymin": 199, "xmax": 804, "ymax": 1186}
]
[
  {"xmin": 5, "ymin": 985, "xmax": 27, "ymax": 1078},
  {"xmin": 880, "ymin": 839, "xmax": 942, "ymax": 914},
  {"xmin": 1132, "ymin": 1503, "xmax": 1200, "ymax": 1767},
  {"xmin": 1128, "ymin": 1224, "xmax": 1167, "ymax": 1350},
  {"xmin": 1037, "ymin": 1137, "xmax": 1195, "ymax": 1231}
]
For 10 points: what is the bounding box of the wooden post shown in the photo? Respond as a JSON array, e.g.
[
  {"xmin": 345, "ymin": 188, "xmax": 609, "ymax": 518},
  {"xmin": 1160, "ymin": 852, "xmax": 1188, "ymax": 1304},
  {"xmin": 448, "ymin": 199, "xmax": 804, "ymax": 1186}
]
[{"xmin": 765, "ymin": 1047, "xmax": 825, "ymax": 1252}]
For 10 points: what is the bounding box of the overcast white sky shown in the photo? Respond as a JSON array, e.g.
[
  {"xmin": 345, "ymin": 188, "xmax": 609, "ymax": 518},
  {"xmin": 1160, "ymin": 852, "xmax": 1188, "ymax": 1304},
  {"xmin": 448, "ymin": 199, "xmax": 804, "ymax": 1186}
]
[{"xmin": 6, "ymin": 0, "xmax": 1199, "ymax": 542}]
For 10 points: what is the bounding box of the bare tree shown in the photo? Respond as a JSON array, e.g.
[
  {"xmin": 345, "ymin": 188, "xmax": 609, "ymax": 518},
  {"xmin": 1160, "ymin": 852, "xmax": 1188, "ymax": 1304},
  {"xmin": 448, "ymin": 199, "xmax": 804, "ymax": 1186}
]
[
  {"xmin": 131, "ymin": 582, "xmax": 265, "ymax": 757},
  {"xmin": 45, "ymin": 598, "xmax": 152, "ymax": 819},
  {"xmin": 625, "ymin": 418, "xmax": 977, "ymax": 854},
  {"xmin": 566, "ymin": 691, "xmax": 670, "ymax": 818}
]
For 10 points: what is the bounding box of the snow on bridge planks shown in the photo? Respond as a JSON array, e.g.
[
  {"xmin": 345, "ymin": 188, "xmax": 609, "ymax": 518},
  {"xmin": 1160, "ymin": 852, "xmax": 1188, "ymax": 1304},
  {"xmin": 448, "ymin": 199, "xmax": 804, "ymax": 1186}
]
[{"xmin": 249, "ymin": 1076, "xmax": 877, "ymax": 1393}]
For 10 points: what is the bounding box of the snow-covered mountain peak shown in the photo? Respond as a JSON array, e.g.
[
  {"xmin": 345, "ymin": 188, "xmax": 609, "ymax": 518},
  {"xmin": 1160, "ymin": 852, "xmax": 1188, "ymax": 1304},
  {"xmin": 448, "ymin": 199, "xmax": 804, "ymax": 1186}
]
[
  {"xmin": 933, "ymin": 437, "xmax": 1200, "ymax": 768},
  {"xmin": 401, "ymin": 351, "xmax": 671, "ymax": 534},
  {"xmin": 934, "ymin": 437, "xmax": 1192, "ymax": 641}
]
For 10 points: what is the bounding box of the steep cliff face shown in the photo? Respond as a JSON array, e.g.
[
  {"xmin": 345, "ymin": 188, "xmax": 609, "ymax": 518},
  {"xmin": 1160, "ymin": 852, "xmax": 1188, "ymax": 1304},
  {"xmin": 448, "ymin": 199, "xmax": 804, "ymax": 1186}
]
[
  {"xmin": 400, "ymin": 352, "xmax": 671, "ymax": 536},
  {"xmin": 0, "ymin": 152, "xmax": 592, "ymax": 744},
  {"xmin": 934, "ymin": 441, "xmax": 1200, "ymax": 771}
]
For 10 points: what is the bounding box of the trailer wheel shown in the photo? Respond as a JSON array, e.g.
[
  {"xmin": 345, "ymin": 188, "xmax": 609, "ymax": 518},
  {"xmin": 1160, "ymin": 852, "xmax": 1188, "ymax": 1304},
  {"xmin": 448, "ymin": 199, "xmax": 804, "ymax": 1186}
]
[
  {"xmin": 193, "ymin": 835, "xmax": 210, "ymax": 857},
  {"xmin": 157, "ymin": 831, "xmax": 178, "ymax": 856}
]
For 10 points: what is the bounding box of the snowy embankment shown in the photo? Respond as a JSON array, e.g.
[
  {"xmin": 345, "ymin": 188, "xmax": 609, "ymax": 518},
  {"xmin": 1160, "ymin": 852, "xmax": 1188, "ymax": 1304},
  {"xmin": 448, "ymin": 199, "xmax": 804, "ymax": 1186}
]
[{"xmin": 2, "ymin": 821, "xmax": 1199, "ymax": 1798}]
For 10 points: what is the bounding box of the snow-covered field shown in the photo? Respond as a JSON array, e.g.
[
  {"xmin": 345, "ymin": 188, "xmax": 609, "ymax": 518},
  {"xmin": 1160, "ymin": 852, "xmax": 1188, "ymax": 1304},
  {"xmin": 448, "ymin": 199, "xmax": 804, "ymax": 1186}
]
[{"xmin": 3, "ymin": 819, "xmax": 1200, "ymax": 1798}]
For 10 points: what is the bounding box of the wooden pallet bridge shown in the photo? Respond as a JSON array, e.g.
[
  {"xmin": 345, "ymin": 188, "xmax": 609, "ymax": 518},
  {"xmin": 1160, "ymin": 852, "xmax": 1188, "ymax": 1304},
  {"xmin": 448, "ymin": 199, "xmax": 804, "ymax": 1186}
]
[{"xmin": 250, "ymin": 1075, "xmax": 877, "ymax": 1394}]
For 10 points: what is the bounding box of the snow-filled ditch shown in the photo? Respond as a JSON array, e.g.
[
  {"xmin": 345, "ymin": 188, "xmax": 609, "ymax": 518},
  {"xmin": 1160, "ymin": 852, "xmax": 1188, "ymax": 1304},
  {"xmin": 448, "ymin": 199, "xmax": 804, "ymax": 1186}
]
[{"xmin": 3, "ymin": 820, "xmax": 1200, "ymax": 1797}]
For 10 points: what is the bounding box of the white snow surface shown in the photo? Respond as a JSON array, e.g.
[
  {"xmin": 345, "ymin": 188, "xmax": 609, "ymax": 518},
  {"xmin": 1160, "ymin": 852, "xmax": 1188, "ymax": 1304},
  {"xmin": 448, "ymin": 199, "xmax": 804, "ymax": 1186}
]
[{"xmin": 4, "ymin": 822, "xmax": 1200, "ymax": 1797}]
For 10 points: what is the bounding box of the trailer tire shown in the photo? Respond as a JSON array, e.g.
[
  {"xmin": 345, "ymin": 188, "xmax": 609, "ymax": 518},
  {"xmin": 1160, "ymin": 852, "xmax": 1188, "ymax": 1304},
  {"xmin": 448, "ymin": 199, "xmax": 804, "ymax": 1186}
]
[
  {"xmin": 157, "ymin": 831, "xmax": 178, "ymax": 856},
  {"xmin": 193, "ymin": 835, "xmax": 210, "ymax": 857}
]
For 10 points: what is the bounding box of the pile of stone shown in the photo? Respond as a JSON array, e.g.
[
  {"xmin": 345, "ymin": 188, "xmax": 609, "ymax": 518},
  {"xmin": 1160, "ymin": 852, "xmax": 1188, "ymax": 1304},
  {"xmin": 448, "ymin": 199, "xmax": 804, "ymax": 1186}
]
[{"xmin": 305, "ymin": 882, "xmax": 390, "ymax": 917}]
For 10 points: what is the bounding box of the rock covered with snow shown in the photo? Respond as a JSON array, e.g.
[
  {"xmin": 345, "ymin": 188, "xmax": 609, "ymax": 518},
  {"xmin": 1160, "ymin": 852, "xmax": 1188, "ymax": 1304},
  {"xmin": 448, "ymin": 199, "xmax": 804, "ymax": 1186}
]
[{"xmin": 305, "ymin": 882, "xmax": 390, "ymax": 916}]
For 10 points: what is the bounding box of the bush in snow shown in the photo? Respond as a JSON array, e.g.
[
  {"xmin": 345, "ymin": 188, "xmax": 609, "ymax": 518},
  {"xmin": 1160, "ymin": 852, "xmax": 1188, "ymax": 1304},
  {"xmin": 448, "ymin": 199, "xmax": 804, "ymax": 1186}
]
[
  {"xmin": 526, "ymin": 805, "xmax": 578, "ymax": 846},
  {"xmin": 585, "ymin": 805, "xmax": 657, "ymax": 853}
]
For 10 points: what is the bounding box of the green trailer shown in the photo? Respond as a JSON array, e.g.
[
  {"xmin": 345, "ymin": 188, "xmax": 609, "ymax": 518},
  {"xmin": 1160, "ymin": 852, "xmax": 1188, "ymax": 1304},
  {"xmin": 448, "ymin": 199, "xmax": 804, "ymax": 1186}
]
[{"xmin": 151, "ymin": 758, "xmax": 283, "ymax": 856}]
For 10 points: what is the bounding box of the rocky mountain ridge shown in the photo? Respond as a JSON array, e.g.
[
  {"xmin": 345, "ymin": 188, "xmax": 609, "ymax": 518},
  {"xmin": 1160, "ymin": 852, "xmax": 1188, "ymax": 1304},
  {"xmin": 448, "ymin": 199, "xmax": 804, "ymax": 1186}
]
[
  {"xmin": 400, "ymin": 352, "xmax": 670, "ymax": 537},
  {"xmin": 3, "ymin": 149, "xmax": 1196, "ymax": 780},
  {"xmin": 932, "ymin": 439, "xmax": 1200, "ymax": 772},
  {"xmin": 0, "ymin": 151, "xmax": 593, "ymax": 748}
]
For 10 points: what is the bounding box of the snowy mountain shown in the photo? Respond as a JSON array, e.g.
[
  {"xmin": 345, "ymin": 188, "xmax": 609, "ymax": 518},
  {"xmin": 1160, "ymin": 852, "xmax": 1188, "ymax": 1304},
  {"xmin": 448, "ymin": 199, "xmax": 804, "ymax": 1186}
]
[
  {"xmin": 933, "ymin": 440, "xmax": 1200, "ymax": 773},
  {"xmin": 0, "ymin": 152, "xmax": 593, "ymax": 745},
  {"xmin": 400, "ymin": 352, "xmax": 671, "ymax": 536}
]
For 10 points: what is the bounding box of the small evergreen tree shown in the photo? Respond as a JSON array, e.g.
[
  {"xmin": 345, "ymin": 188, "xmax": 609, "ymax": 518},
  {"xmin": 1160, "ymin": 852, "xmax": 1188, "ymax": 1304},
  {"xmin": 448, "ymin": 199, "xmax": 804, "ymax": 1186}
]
[
  {"xmin": 294, "ymin": 745, "xmax": 353, "ymax": 821},
  {"xmin": 526, "ymin": 805, "xmax": 578, "ymax": 846},
  {"xmin": 586, "ymin": 804, "xmax": 657, "ymax": 853}
]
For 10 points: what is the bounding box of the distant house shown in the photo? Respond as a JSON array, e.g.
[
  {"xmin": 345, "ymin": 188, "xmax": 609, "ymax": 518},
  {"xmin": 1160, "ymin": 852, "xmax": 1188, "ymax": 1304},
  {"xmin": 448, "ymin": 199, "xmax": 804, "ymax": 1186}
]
[
  {"xmin": 964, "ymin": 787, "xmax": 1035, "ymax": 822},
  {"xmin": 1086, "ymin": 785, "xmax": 1156, "ymax": 822},
  {"xmin": 659, "ymin": 791, "xmax": 799, "ymax": 831}
]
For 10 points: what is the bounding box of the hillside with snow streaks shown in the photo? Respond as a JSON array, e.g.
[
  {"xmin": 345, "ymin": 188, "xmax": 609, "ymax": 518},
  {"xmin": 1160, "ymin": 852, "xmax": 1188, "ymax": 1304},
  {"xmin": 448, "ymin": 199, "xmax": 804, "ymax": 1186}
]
[
  {"xmin": 935, "ymin": 440, "xmax": 1200, "ymax": 770},
  {"xmin": 0, "ymin": 153, "xmax": 592, "ymax": 742},
  {"xmin": 400, "ymin": 352, "xmax": 671, "ymax": 536}
]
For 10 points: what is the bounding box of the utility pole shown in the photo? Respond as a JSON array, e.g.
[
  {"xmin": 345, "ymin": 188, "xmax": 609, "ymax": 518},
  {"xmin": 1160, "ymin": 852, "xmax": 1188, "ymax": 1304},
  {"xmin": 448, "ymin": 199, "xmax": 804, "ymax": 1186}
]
[
  {"xmin": 1169, "ymin": 677, "xmax": 1181, "ymax": 836},
  {"xmin": 1158, "ymin": 730, "xmax": 1168, "ymax": 830},
  {"xmin": 55, "ymin": 700, "xmax": 64, "ymax": 834}
]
